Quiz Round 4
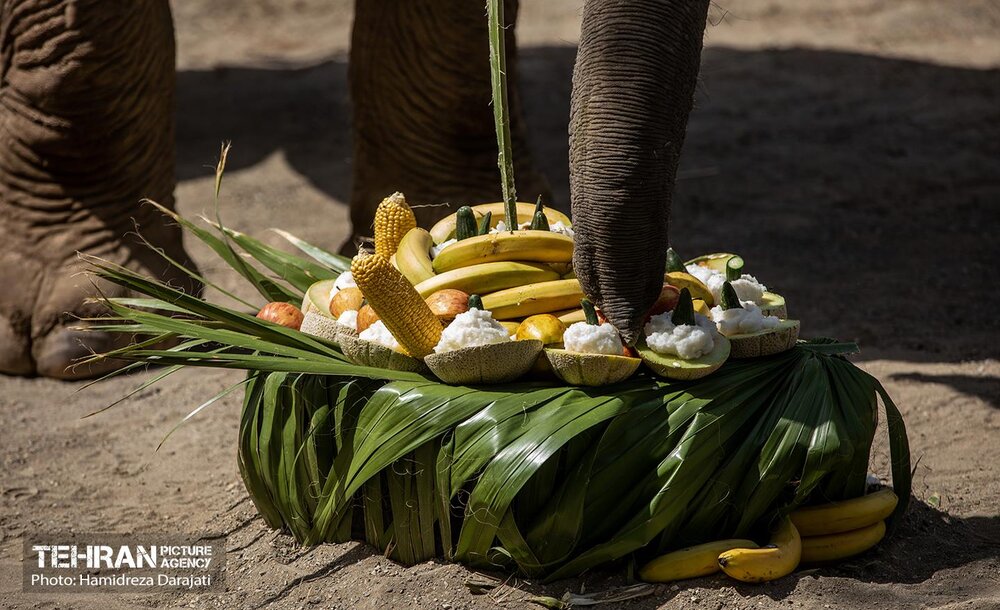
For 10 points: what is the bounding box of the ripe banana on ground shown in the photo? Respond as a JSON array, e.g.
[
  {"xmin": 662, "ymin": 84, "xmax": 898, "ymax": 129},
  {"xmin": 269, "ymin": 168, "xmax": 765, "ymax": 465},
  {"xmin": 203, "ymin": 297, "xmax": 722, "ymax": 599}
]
[
  {"xmin": 789, "ymin": 488, "xmax": 898, "ymax": 536},
  {"xmin": 394, "ymin": 228, "xmax": 436, "ymax": 285},
  {"xmin": 413, "ymin": 261, "xmax": 560, "ymax": 298},
  {"xmin": 432, "ymin": 231, "xmax": 574, "ymax": 273},
  {"xmin": 639, "ymin": 539, "xmax": 760, "ymax": 582},
  {"xmin": 800, "ymin": 520, "xmax": 886, "ymax": 563},
  {"xmin": 718, "ymin": 517, "xmax": 801, "ymax": 583},
  {"xmin": 481, "ymin": 279, "xmax": 584, "ymax": 320}
]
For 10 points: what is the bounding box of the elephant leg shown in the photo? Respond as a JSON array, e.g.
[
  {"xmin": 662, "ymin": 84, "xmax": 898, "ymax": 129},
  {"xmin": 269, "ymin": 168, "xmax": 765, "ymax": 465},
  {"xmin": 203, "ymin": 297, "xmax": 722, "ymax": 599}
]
[
  {"xmin": 347, "ymin": 0, "xmax": 549, "ymax": 249},
  {"xmin": 0, "ymin": 0, "xmax": 198, "ymax": 379}
]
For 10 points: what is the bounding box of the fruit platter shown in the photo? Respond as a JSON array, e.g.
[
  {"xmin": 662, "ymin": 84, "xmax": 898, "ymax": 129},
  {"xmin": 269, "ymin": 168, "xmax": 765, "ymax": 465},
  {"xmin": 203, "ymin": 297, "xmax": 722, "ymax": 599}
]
[
  {"xmin": 87, "ymin": 189, "xmax": 910, "ymax": 582},
  {"xmin": 276, "ymin": 193, "xmax": 802, "ymax": 389},
  {"xmin": 84, "ymin": 7, "xmax": 910, "ymax": 584}
]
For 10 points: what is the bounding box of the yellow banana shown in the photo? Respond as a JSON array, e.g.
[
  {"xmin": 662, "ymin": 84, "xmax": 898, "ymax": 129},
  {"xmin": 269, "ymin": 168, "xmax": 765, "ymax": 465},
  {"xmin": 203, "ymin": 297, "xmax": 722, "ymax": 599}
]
[
  {"xmin": 429, "ymin": 202, "xmax": 572, "ymax": 244},
  {"xmin": 790, "ymin": 489, "xmax": 898, "ymax": 537},
  {"xmin": 432, "ymin": 231, "xmax": 574, "ymax": 273},
  {"xmin": 413, "ymin": 261, "xmax": 560, "ymax": 298},
  {"xmin": 481, "ymin": 279, "xmax": 583, "ymax": 320},
  {"xmin": 394, "ymin": 228, "xmax": 436, "ymax": 286},
  {"xmin": 499, "ymin": 321, "xmax": 522, "ymax": 335},
  {"xmin": 665, "ymin": 272, "xmax": 714, "ymax": 306},
  {"xmin": 800, "ymin": 520, "xmax": 885, "ymax": 563},
  {"xmin": 547, "ymin": 262, "xmax": 573, "ymax": 276},
  {"xmin": 718, "ymin": 517, "xmax": 801, "ymax": 583},
  {"xmin": 639, "ymin": 539, "xmax": 760, "ymax": 583},
  {"xmin": 554, "ymin": 308, "xmax": 586, "ymax": 325}
]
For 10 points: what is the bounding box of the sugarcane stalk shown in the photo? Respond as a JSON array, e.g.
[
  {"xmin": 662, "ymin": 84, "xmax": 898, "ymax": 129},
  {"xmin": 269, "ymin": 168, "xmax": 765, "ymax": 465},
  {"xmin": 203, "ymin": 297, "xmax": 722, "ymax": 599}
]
[{"xmin": 486, "ymin": 0, "xmax": 518, "ymax": 231}]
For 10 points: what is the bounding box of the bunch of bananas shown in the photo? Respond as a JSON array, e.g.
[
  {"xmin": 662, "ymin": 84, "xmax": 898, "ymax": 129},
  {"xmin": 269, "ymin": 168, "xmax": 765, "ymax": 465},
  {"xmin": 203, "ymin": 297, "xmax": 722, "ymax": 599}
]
[
  {"xmin": 640, "ymin": 489, "xmax": 898, "ymax": 584},
  {"xmin": 390, "ymin": 201, "xmax": 583, "ymax": 322}
]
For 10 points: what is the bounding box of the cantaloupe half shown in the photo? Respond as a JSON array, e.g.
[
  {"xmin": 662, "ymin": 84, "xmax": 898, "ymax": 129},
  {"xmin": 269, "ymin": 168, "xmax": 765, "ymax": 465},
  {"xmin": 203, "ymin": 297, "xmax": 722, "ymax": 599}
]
[
  {"xmin": 726, "ymin": 319, "xmax": 799, "ymax": 359},
  {"xmin": 424, "ymin": 340, "xmax": 542, "ymax": 385},
  {"xmin": 544, "ymin": 349, "xmax": 641, "ymax": 386},
  {"xmin": 685, "ymin": 252, "xmax": 739, "ymax": 274},
  {"xmin": 300, "ymin": 311, "xmax": 343, "ymax": 343},
  {"xmin": 338, "ymin": 330, "xmax": 428, "ymax": 373},
  {"xmin": 637, "ymin": 335, "xmax": 731, "ymax": 381}
]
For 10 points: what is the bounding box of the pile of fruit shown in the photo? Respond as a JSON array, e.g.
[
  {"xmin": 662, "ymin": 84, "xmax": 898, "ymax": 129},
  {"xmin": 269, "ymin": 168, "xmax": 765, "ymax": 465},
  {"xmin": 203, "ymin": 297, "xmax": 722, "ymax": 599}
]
[
  {"xmin": 640, "ymin": 488, "xmax": 899, "ymax": 583},
  {"xmin": 254, "ymin": 192, "xmax": 802, "ymax": 387}
]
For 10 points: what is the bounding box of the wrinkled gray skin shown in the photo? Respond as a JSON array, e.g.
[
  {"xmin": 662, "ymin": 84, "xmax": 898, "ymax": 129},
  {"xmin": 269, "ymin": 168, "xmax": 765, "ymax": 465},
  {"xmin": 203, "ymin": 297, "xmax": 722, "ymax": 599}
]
[
  {"xmin": 571, "ymin": 0, "xmax": 712, "ymax": 344},
  {"xmin": 0, "ymin": 0, "xmax": 708, "ymax": 378}
]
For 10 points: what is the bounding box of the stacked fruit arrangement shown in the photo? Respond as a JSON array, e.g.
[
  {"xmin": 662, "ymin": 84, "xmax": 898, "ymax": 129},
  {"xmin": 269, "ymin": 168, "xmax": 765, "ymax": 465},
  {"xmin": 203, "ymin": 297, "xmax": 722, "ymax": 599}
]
[
  {"xmin": 91, "ymin": 184, "xmax": 908, "ymax": 582},
  {"xmin": 254, "ymin": 192, "xmax": 803, "ymax": 387}
]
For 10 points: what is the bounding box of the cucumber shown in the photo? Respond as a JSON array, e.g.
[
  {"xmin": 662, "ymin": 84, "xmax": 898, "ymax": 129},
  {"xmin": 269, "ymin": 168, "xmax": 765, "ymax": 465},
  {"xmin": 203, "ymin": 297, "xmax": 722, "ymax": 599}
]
[
  {"xmin": 477, "ymin": 211, "xmax": 493, "ymax": 236},
  {"xmin": 665, "ymin": 247, "xmax": 687, "ymax": 273},
  {"xmin": 455, "ymin": 206, "xmax": 478, "ymax": 240},
  {"xmin": 721, "ymin": 282, "xmax": 743, "ymax": 310},
  {"xmin": 468, "ymin": 294, "xmax": 484, "ymax": 310},
  {"xmin": 726, "ymin": 255, "xmax": 744, "ymax": 281},
  {"xmin": 530, "ymin": 210, "xmax": 550, "ymax": 231},
  {"xmin": 530, "ymin": 197, "xmax": 549, "ymax": 231},
  {"xmin": 581, "ymin": 298, "xmax": 600, "ymax": 325},
  {"xmin": 671, "ymin": 288, "xmax": 695, "ymax": 326}
]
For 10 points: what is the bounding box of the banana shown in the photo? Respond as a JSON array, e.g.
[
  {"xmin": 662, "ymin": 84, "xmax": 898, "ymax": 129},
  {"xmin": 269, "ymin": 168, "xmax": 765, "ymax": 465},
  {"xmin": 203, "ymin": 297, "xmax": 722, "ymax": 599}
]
[
  {"xmin": 394, "ymin": 228, "xmax": 436, "ymax": 286},
  {"xmin": 429, "ymin": 202, "xmax": 572, "ymax": 244},
  {"xmin": 413, "ymin": 261, "xmax": 560, "ymax": 298},
  {"xmin": 547, "ymin": 262, "xmax": 573, "ymax": 276},
  {"xmin": 718, "ymin": 517, "xmax": 801, "ymax": 583},
  {"xmin": 665, "ymin": 272, "xmax": 714, "ymax": 306},
  {"xmin": 432, "ymin": 231, "xmax": 574, "ymax": 273},
  {"xmin": 554, "ymin": 308, "xmax": 586, "ymax": 325},
  {"xmin": 639, "ymin": 539, "xmax": 760, "ymax": 583},
  {"xmin": 481, "ymin": 279, "xmax": 584, "ymax": 320},
  {"xmin": 790, "ymin": 489, "xmax": 898, "ymax": 537},
  {"xmin": 500, "ymin": 321, "xmax": 522, "ymax": 335},
  {"xmin": 800, "ymin": 520, "xmax": 886, "ymax": 564}
]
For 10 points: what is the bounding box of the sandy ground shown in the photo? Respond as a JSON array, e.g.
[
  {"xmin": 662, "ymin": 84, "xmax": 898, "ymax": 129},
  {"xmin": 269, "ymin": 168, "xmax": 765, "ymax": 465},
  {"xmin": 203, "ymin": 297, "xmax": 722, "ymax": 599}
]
[{"xmin": 3, "ymin": 1, "xmax": 999, "ymax": 608}]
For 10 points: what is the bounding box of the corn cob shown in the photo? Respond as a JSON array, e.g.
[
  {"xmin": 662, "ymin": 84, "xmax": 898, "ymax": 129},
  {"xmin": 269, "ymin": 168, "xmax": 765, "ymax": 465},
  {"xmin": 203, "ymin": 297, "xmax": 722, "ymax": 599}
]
[
  {"xmin": 351, "ymin": 251, "xmax": 442, "ymax": 358},
  {"xmin": 374, "ymin": 192, "xmax": 417, "ymax": 257}
]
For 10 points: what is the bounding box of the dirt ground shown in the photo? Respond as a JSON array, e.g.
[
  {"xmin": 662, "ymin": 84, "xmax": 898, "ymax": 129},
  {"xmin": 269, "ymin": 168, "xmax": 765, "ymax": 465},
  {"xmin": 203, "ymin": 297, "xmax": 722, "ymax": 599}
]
[{"xmin": 2, "ymin": 1, "xmax": 999, "ymax": 608}]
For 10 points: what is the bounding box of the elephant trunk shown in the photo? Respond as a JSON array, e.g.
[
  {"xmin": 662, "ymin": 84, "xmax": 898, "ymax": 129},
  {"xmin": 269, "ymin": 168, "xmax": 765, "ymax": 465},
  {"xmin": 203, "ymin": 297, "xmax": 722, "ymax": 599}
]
[{"xmin": 569, "ymin": 0, "xmax": 711, "ymax": 344}]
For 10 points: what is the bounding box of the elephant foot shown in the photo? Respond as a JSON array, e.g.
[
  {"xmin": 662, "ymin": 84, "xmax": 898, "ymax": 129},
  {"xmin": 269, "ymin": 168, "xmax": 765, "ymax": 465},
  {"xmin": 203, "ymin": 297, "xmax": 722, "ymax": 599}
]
[{"xmin": 0, "ymin": 225, "xmax": 199, "ymax": 380}]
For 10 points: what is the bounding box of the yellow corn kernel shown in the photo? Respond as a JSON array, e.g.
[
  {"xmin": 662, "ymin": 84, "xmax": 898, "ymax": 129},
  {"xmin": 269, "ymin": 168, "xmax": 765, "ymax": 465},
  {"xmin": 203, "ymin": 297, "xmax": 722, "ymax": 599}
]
[
  {"xmin": 351, "ymin": 251, "xmax": 442, "ymax": 358},
  {"xmin": 373, "ymin": 192, "xmax": 417, "ymax": 258}
]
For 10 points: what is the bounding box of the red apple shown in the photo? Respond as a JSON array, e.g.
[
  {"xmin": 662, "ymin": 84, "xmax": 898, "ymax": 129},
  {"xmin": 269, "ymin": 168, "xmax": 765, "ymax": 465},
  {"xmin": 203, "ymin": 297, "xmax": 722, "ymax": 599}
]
[{"xmin": 256, "ymin": 302, "xmax": 304, "ymax": 330}]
